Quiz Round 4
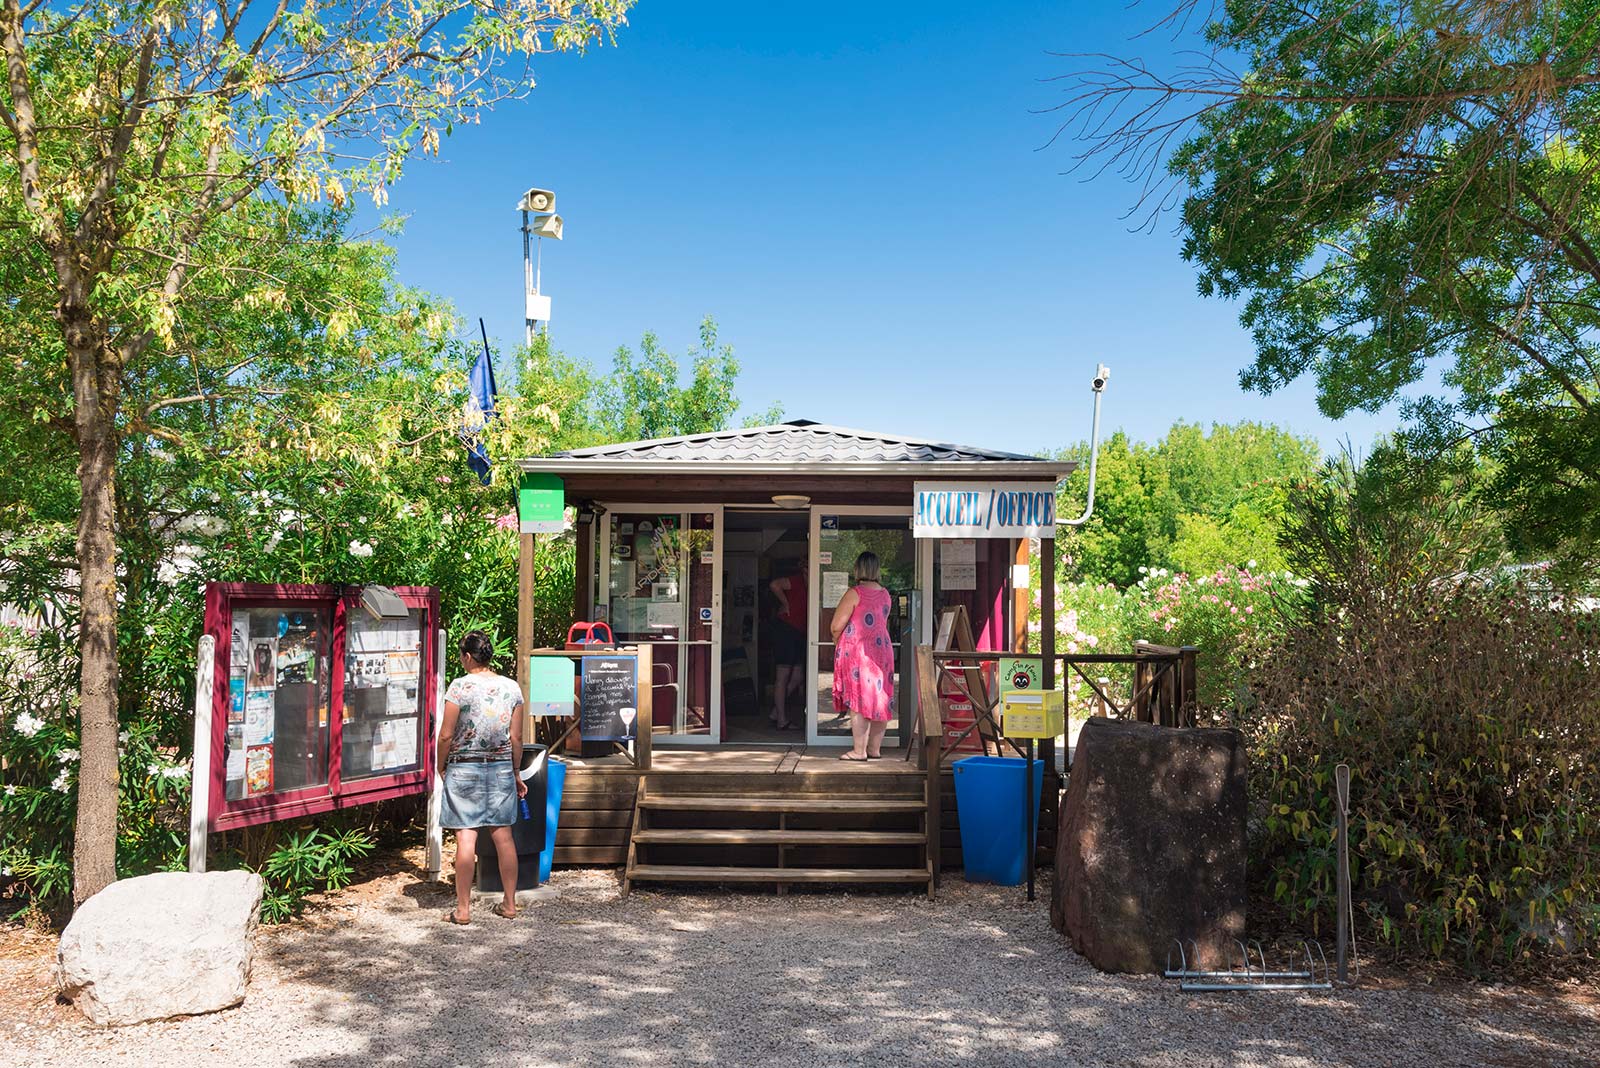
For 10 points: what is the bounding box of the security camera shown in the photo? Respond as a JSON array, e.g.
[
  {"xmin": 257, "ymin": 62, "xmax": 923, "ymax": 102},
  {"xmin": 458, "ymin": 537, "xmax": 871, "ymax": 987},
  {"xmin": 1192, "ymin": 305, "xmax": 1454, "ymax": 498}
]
[
  {"xmin": 1092, "ymin": 364, "xmax": 1111, "ymax": 392},
  {"xmin": 518, "ymin": 187, "xmax": 556, "ymax": 213},
  {"xmin": 530, "ymin": 213, "xmax": 563, "ymax": 240}
]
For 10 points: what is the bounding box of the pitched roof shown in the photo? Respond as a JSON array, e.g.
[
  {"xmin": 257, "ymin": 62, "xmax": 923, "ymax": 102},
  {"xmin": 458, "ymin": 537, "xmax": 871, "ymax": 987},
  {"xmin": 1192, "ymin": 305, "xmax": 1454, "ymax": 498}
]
[{"xmin": 533, "ymin": 420, "xmax": 1056, "ymax": 469}]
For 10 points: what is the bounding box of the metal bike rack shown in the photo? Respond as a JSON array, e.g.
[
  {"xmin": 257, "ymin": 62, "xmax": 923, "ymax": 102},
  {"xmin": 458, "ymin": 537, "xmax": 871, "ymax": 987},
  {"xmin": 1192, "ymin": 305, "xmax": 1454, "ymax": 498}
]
[{"xmin": 1164, "ymin": 939, "xmax": 1333, "ymax": 992}]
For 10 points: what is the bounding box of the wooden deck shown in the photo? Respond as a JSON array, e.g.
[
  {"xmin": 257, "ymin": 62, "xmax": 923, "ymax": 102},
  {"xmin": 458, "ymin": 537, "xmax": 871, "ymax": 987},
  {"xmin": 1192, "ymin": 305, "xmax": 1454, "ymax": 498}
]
[{"xmin": 551, "ymin": 744, "xmax": 1050, "ymax": 876}]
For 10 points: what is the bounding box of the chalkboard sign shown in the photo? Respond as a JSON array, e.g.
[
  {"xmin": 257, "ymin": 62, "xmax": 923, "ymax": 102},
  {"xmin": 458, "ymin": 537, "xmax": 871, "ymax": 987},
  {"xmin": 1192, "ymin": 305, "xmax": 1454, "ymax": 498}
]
[{"xmin": 580, "ymin": 655, "xmax": 638, "ymax": 742}]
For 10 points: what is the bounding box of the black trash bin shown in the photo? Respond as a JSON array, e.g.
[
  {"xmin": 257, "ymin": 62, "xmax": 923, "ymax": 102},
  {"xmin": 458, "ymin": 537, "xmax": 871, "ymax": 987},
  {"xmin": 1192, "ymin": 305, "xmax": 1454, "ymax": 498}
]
[{"xmin": 477, "ymin": 744, "xmax": 548, "ymax": 892}]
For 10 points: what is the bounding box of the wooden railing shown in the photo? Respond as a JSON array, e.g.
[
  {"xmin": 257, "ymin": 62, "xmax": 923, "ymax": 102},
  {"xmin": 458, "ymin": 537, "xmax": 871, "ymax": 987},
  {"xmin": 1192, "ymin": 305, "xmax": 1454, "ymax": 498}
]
[{"xmin": 1062, "ymin": 642, "xmax": 1199, "ymax": 728}]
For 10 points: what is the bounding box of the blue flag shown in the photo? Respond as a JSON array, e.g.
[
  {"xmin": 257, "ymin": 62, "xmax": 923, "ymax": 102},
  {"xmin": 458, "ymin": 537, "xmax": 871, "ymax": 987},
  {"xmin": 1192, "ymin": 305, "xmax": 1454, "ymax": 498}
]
[{"xmin": 462, "ymin": 320, "xmax": 498, "ymax": 484}]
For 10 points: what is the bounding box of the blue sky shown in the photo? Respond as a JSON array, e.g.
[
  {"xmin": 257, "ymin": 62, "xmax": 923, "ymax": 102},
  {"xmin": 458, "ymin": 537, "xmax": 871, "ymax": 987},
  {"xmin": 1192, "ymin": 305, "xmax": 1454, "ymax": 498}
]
[{"xmin": 371, "ymin": 0, "xmax": 1408, "ymax": 456}]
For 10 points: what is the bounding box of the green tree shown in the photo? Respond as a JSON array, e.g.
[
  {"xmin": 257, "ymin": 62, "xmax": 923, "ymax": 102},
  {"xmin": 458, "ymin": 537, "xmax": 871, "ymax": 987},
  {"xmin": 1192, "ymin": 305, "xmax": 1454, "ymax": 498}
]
[
  {"xmin": 1052, "ymin": 0, "xmax": 1600, "ymax": 586},
  {"xmin": 0, "ymin": 0, "xmax": 630, "ymax": 903},
  {"xmin": 1055, "ymin": 432, "xmax": 1172, "ymax": 587},
  {"xmin": 509, "ymin": 316, "xmax": 779, "ymax": 451},
  {"xmin": 1056, "ymin": 421, "xmax": 1320, "ymax": 585}
]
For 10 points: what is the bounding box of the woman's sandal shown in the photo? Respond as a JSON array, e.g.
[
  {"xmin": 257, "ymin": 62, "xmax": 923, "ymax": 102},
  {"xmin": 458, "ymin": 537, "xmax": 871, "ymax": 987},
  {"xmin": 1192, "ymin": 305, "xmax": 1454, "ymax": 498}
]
[
  {"xmin": 492, "ymin": 903, "xmax": 518, "ymax": 920},
  {"xmin": 444, "ymin": 909, "xmax": 471, "ymax": 925},
  {"xmin": 838, "ymin": 753, "xmax": 871, "ymax": 762}
]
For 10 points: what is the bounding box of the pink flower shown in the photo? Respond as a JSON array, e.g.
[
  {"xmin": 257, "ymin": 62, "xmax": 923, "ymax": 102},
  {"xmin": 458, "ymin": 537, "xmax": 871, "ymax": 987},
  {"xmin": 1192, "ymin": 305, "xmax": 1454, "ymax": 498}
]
[
  {"xmin": 495, "ymin": 512, "xmax": 518, "ymax": 530},
  {"xmin": 1244, "ymin": 605, "xmax": 1254, "ymax": 614}
]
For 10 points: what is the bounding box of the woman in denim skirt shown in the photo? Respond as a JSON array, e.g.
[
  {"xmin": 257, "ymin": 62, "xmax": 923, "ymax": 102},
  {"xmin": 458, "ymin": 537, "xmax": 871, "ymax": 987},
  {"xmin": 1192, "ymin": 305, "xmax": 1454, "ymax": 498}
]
[{"xmin": 437, "ymin": 630, "xmax": 526, "ymax": 923}]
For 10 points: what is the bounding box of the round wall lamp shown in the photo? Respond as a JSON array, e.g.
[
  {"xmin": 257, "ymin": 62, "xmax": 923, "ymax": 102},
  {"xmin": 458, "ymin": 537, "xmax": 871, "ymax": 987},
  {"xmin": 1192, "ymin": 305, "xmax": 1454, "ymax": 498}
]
[{"xmin": 771, "ymin": 494, "xmax": 811, "ymax": 510}]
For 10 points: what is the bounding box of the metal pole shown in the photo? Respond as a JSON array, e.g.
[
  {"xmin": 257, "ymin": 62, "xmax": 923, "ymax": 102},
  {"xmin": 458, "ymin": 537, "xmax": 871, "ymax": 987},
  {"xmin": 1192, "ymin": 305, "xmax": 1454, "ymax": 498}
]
[
  {"xmin": 1025, "ymin": 737, "xmax": 1035, "ymax": 902},
  {"xmin": 187, "ymin": 634, "xmax": 217, "ymax": 874},
  {"xmin": 1335, "ymin": 762, "xmax": 1351, "ymax": 982},
  {"xmin": 522, "ymin": 208, "xmax": 534, "ymax": 347}
]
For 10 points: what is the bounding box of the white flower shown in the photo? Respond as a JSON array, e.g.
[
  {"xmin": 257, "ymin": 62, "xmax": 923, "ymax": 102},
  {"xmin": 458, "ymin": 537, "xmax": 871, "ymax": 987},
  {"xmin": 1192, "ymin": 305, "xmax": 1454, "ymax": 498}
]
[
  {"xmin": 4, "ymin": 784, "xmax": 16, "ymax": 796},
  {"xmin": 161, "ymin": 766, "xmax": 189, "ymax": 780},
  {"xmin": 56, "ymin": 748, "xmax": 79, "ymax": 763},
  {"xmin": 50, "ymin": 768, "xmax": 71, "ymax": 792},
  {"xmin": 264, "ymin": 530, "xmax": 283, "ymax": 554},
  {"xmin": 1138, "ymin": 565, "xmax": 1148, "ymax": 574},
  {"xmin": 1247, "ymin": 559, "xmax": 1258, "ymax": 570},
  {"xmin": 13, "ymin": 711, "xmax": 44, "ymax": 737},
  {"xmin": 348, "ymin": 540, "xmax": 374, "ymax": 558},
  {"xmin": 118, "ymin": 729, "xmax": 130, "ymax": 745}
]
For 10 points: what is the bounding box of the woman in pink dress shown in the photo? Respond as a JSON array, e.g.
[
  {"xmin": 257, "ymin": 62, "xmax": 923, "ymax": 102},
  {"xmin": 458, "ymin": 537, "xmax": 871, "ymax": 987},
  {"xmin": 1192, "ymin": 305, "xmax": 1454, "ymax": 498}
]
[{"xmin": 830, "ymin": 551, "xmax": 896, "ymax": 761}]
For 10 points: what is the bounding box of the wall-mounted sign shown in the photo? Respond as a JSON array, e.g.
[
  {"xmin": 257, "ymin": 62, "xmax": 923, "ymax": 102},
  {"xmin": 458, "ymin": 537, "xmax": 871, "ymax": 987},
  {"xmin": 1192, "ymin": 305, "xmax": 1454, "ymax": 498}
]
[
  {"xmin": 517, "ymin": 473, "xmax": 565, "ymax": 534},
  {"xmin": 913, "ymin": 482, "xmax": 1057, "ymax": 539}
]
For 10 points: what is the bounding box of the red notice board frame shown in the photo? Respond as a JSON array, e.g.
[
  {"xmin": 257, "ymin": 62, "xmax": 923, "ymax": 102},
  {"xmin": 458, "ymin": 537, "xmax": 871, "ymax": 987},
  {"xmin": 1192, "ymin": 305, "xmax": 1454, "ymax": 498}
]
[{"xmin": 202, "ymin": 582, "xmax": 440, "ymax": 832}]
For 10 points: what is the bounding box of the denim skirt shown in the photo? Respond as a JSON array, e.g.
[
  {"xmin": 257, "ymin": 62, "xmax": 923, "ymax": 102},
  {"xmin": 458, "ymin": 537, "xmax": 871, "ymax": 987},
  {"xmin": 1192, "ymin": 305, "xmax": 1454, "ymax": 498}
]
[{"xmin": 440, "ymin": 759, "xmax": 517, "ymax": 830}]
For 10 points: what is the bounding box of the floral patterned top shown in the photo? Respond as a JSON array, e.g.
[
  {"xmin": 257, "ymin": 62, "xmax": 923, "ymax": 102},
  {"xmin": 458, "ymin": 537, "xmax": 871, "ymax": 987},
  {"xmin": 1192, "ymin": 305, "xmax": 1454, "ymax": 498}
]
[{"xmin": 444, "ymin": 672, "xmax": 524, "ymax": 761}]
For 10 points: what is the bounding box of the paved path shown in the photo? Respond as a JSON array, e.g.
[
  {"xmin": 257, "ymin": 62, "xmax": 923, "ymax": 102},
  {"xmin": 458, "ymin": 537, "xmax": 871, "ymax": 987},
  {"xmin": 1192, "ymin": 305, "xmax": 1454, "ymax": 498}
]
[{"xmin": 8, "ymin": 870, "xmax": 1597, "ymax": 1067}]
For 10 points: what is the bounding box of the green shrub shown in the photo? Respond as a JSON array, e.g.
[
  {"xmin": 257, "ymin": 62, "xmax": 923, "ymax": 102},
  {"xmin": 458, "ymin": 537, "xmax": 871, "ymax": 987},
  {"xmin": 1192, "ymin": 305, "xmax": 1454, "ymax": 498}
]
[
  {"xmin": 1246, "ymin": 451, "xmax": 1600, "ymax": 965},
  {"xmin": 1247, "ymin": 580, "xmax": 1600, "ymax": 964},
  {"xmin": 256, "ymin": 827, "xmax": 377, "ymax": 923}
]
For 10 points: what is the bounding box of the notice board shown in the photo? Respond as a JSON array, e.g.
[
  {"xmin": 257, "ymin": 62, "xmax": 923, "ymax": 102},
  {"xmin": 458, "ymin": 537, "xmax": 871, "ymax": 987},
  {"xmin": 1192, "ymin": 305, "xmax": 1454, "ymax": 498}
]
[{"xmin": 580, "ymin": 654, "xmax": 638, "ymax": 741}]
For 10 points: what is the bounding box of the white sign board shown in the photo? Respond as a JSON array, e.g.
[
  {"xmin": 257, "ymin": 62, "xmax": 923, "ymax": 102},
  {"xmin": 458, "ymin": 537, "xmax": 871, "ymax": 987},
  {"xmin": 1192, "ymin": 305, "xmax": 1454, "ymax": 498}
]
[
  {"xmin": 914, "ymin": 482, "xmax": 1057, "ymax": 539},
  {"xmin": 940, "ymin": 538, "xmax": 978, "ymax": 590}
]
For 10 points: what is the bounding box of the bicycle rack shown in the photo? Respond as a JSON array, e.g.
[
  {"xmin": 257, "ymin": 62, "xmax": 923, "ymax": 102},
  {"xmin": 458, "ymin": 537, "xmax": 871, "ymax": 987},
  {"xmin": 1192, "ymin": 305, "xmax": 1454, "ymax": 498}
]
[{"xmin": 1164, "ymin": 938, "xmax": 1333, "ymax": 992}]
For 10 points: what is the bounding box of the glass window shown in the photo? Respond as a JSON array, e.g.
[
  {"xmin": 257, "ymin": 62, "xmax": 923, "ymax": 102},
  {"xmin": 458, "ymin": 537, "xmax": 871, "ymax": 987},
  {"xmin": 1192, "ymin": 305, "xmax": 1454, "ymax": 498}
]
[
  {"xmin": 608, "ymin": 512, "xmax": 685, "ymax": 642},
  {"xmin": 341, "ymin": 609, "xmax": 426, "ymax": 780},
  {"xmin": 225, "ymin": 606, "xmax": 332, "ymax": 800}
]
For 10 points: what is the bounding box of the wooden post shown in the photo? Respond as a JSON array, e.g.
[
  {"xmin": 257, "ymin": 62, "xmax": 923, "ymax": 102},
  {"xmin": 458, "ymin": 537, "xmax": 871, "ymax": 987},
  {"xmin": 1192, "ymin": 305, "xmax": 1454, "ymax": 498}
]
[
  {"xmin": 518, "ymin": 532, "xmax": 536, "ymax": 708},
  {"xmin": 1038, "ymin": 535, "xmax": 1057, "ymax": 869},
  {"xmin": 634, "ymin": 643, "xmax": 653, "ymax": 772},
  {"xmin": 1179, "ymin": 646, "xmax": 1199, "ymax": 727},
  {"xmin": 1131, "ymin": 640, "xmax": 1151, "ymax": 723},
  {"xmin": 1012, "ymin": 537, "xmax": 1030, "ymax": 654},
  {"xmin": 425, "ymin": 626, "xmax": 446, "ymax": 881},
  {"xmin": 916, "ymin": 645, "xmax": 944, "ymax": 890},
  {"xmin": 186, "ymin": 635, "xmax": 217, "ymax": 874},
  {"xmin": 575, "ymin": 515, "xmax": 594, "ymax": 621}
]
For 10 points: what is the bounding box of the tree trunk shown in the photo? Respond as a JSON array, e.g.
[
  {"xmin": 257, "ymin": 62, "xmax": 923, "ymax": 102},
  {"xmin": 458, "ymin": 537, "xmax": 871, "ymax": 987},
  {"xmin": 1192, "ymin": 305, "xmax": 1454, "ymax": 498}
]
[{"xmin": 67, "ymin": 319, "xmax": 121, "ymax": 905}]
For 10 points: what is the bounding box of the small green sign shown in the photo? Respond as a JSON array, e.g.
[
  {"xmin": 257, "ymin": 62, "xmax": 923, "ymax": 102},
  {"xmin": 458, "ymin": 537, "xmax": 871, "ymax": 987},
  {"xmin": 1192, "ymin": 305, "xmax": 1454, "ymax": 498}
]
[
  {"xmin": 517, "ymin": 473, "xmax": 565, "ymax": 534},
  {"xmin": 527, "ymin": 656, "xmax": 576, "ymax": 717},
  {"xmin": 998, "ymin": 656, "xmax": 1042, "ymax": 692}
]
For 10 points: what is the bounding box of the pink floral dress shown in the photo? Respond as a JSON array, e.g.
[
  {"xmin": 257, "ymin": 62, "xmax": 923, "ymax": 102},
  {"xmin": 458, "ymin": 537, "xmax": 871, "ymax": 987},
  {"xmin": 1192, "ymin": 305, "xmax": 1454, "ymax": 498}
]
[{"xmin": 833, "ymin": 585, "xmax": 895, "ymax": 721}]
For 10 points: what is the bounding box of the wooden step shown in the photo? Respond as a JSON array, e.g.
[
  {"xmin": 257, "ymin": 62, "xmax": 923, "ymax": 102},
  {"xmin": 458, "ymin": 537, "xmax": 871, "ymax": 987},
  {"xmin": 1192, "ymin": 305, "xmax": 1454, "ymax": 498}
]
[
  {"xmin": 639, "ymin": 796, "xmax": 926, "ymax": 814},
  {"xmin": 633, "ymin": 828, "xmax": 926, "ymax": 846},
  {"xmin": 628, "ymin": 864, "xmax": 931, "ymax": 884}
]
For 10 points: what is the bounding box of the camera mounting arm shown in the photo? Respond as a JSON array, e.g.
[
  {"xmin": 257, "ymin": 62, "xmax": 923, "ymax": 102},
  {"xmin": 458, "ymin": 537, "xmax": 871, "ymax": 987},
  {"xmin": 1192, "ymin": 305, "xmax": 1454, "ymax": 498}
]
[{"xmin": 1059, "ymin": 365, "xmax": 1110, "ymax": 529}]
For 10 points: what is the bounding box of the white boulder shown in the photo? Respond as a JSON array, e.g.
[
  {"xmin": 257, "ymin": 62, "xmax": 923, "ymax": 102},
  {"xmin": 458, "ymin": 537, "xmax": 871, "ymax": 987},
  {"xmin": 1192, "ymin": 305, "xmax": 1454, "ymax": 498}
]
[{"xmin": 57, "ymin": 870, "xmax": 263, "ymax": 1026}]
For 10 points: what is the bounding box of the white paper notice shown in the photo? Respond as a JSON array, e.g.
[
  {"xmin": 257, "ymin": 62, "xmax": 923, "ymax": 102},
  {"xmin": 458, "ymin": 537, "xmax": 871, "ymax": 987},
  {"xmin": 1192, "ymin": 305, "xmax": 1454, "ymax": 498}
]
[
  {"xmin": 646, "ymin": 601, "xmax": 679, "ymax": 629},
  {"xmin": 822, "ymin": 571, "xmax": 850, "ymax": 608},
  {"xmin": 941, "ymin": 538, "xmax": 978, "ymax": 591}
]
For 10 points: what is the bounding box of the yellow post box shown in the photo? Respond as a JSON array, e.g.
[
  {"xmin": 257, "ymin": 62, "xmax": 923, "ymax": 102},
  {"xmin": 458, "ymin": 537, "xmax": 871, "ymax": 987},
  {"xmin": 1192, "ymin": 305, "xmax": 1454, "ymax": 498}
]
[{"xmin": 1001, "ymin": 690, "xmax": 1065, "ymax": 739}]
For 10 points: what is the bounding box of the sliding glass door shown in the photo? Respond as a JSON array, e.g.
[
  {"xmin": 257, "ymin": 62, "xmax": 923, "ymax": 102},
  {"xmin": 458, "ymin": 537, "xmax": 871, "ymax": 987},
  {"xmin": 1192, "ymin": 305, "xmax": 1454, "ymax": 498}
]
[
  {"xmin": 806, "ymin": 508, "xmax": 930, "ymax": 746},
  {"xmin": 599, "ymin": 507, "xmax": 722, "ymax": 744}
]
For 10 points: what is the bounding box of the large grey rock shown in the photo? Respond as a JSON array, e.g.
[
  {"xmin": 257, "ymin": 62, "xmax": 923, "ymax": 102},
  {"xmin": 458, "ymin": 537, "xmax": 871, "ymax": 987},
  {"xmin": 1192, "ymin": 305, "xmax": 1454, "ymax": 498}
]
[
  {"xmin": 1052, "ymin": 717, "xmax": 1247, "ymax": 974},
  {"xmin": 58, "ymin": 870, "xmax": 263, "ymax": 1026}
]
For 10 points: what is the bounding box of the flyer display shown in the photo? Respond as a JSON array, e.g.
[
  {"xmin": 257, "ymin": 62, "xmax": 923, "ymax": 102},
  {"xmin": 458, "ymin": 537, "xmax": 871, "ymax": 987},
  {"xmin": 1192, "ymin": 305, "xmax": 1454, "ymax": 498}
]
[{"xmin": 203, "ymin": 583, "xmax": 439, "ymax": 832}]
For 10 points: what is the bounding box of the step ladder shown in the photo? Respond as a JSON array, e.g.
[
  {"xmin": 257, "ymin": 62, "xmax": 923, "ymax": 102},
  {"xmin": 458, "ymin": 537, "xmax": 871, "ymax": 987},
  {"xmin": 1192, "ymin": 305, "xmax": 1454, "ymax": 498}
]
[{"xmin": 622, "ymin": 775, "xmax": 935, "ymax": 897}]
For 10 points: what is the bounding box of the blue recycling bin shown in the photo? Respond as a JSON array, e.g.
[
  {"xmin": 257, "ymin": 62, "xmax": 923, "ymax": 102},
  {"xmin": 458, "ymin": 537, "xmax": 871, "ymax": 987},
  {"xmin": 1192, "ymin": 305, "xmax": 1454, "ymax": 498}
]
[
  {"xmin": 952, "ymin": 755, "xmax": 1045, "ymax": 886},
  {"xmin": 538, "ymin": 757, "xmax": 567, "ymax": 883}
]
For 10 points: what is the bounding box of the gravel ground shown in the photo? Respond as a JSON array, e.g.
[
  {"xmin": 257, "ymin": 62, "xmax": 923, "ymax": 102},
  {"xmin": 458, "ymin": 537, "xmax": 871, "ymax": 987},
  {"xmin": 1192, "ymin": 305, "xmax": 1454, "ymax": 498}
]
[{"xmin": 5, "ymin": 868, "xmax": 1597, "ymax": 1068}]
